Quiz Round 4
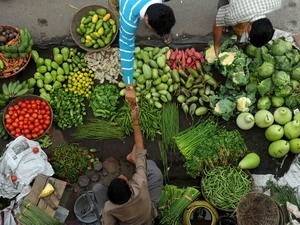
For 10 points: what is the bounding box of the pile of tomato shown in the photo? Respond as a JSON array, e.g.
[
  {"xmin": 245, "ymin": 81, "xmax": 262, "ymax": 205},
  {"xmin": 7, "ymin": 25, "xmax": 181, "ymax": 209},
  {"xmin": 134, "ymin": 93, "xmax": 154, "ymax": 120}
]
[{"xmin": 4, "ymin": 98, "xmax": 52, "ymax": 139}]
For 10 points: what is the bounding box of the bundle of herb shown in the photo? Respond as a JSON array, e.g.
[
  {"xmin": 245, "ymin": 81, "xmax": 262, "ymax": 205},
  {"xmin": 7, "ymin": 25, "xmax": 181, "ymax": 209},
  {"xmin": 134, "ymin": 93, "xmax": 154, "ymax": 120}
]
[{"xmin": 174, "ymin": 117, "xmax": 247, "ymax": 178}]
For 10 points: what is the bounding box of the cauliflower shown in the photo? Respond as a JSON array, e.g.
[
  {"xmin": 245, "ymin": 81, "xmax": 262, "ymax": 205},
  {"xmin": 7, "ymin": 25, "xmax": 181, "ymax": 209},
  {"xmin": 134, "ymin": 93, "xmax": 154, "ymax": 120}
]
[
  {"xmin": 205, "ymin": 45, "xmax": 217, "ymax": 63},
  {"xmin": 236, "ymin": 97, "xmax": 252, "ymax": 112},
  {"xmin": 218, "ymin": 52, "xmax": 236, "ymax": 66},
  {"xmin": 212, "ymin": 98, "xmax": 236, "ymax": 121},
  {"xmin": 231, "ymin": 71, "xmax": 248, "ymax": 86}
]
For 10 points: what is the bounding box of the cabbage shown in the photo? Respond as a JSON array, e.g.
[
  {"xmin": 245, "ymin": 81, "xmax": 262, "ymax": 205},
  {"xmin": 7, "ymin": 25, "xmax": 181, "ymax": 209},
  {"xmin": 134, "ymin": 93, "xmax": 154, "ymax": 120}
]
[
  {"xmin": 245, "ymin": 44, "xmax": 257, "ymax": 57},
  {"xmin": 257, "ymin": 61, "xmax": 275, "ymax": 78},
  {"xmin": 271, "ymin": 38, "xmax": 293, "ymax": 56},
  {"xmin": 292, "ymin": 66, "xmax": 300, "ymax": 81},
  {"xmin": 272, "ymin": 70, "xmax": 290, "ymax": 87},
  {"xmin": 257, "ymin": 78, "xmax": 273, "ymax": 96},
  {"xmin": 274, "ymin": 85, "xmax": 293, "ymax": 97}
]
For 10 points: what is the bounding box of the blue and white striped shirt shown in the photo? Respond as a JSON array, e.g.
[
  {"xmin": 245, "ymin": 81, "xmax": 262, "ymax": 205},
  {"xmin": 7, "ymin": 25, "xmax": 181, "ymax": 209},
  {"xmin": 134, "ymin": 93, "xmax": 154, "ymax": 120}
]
[
  {"xmin": 216, "ymin": 0, "xmax": 282, "ymax": 27},
  {"xmin": 119, "ymin": 0, "xmax": 162, "ymax": 84}
]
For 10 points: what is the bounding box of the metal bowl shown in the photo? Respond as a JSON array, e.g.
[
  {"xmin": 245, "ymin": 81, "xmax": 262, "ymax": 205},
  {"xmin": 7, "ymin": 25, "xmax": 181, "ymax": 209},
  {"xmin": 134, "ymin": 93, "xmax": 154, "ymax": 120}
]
[
  {"xmin": 3, "ymin": 94, "xmax": 53, "ymax": 140},
  {"xmin": 70, "ymin": 5, "xmax": 118, "ymax": 52}
]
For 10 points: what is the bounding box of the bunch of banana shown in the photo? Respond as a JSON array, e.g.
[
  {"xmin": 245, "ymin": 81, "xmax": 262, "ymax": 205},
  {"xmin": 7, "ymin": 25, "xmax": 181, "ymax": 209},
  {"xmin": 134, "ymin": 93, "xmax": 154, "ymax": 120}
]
[
  {"xmin": 0, "ymin": 112, "xmax": 8, "ymax": 140},
  {"xmin": 0, "ymin": 80, "xmax": 34, "ymax": 107},
  {"xmin": 0, "ymin": 28, "xmax": 34, "ymax": 59}
]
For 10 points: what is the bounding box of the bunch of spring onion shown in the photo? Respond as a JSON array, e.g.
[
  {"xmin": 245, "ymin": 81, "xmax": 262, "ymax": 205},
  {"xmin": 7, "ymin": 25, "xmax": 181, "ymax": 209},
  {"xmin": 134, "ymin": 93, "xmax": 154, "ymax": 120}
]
[
  {"xmin": 159, "ymin": 103, "xmax": 180, "ymax": 179},
  {"xmin": 16, "ymin": 200, "xmax": 65, "ymax": 225},
  {"xmin": 159, "ymin": 185, "xmax": 200, "ymax": 225}
]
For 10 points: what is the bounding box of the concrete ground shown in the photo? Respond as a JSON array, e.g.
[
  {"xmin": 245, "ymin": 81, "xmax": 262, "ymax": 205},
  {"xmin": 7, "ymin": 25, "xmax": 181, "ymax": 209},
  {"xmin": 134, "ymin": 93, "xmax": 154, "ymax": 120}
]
[{"xmin": 0, "ymin": 0, "xmax": 299, "ymax": 46}]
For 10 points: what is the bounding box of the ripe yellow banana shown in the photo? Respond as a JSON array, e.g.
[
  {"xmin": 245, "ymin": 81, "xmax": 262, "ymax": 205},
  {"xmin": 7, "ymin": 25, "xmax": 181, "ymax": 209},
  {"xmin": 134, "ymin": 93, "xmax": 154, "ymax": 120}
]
[{"xmin": 39, "ymin": 183, "xmax": 55, "ymax": 198}]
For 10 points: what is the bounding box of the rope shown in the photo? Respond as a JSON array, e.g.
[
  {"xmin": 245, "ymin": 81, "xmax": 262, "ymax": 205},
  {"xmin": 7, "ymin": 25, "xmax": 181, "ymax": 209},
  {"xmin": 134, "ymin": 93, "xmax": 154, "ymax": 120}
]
[{"xmin": 183, "ymin": 200, "xmax": 219, "ymax": 225}]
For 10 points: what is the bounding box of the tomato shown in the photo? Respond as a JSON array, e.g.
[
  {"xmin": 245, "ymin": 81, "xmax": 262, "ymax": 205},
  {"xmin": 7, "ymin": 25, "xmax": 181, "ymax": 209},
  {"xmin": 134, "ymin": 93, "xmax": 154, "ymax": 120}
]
[
  {"xmin": 25, "ymin": 134, "xmax": 32, "ymax": 139},
  {"xmin": 41, "ymin": 101, "xmax": 47, "ymax": 107},
  {"xmin": 32, "ymin": 147, "xmax": 39, "ymax": 153},
  {"xmin": 4, "ymin": 114, "xmax": 10, "ymax": 119},
  {"xmin": 44, "ymin": 119, "xmax": 51, "ymax": 126},
  {"xmin": 36, "ymin": 99, "xmax": 41, "ymax": 105},
  {"xmin": 12, "ymin": 122, "xmax": 18, "ymax": 128},
  {"xmin": 32, "ymin": 133, "xmax": 39, "ymax": 139},
  {"xmin": 11, "ymin": 175, "xmax": 17, "ymax": 182},
  {"xmin": 6, "ymin": 118, "xmax": 12, "ymax": 124}
]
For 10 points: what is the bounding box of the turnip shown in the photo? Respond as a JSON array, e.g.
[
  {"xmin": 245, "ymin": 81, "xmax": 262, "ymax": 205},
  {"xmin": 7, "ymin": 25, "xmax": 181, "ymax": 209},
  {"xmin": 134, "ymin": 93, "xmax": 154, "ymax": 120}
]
[
  {"xmin": 268, "ymin": 140, "xmax": 290, "ymax": 158},
  {"xmin": 254, "ymin": 109, "xmax": 274, "ymax": 128},
  {"xmin": 289, "ymin": 138, "xmax": 300, "ymax": 154},
  {"xmin": 238, "ymin": 152, "xmax": 260, "ymax": 169},
  {"xmin": 265, "ymin": 124, "xmax": 284, "ymax": 142},
  {"xmin": 284, "ymin": 120, "xmax": 300, "ymax": 139},
  {"xmin": 273, "ymin": 107, "xmax": 292, "ymax": 125},
  {"xmin": 236, "ymin": 112, "xmax": 255, "ymax": 130}
]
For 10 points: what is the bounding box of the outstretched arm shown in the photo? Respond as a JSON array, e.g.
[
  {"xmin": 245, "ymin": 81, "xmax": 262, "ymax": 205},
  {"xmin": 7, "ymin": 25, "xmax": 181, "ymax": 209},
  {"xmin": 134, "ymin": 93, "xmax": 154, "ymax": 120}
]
[
  {"xmin": 213, "ymin": 19, "xmax": 223, "ymax": 56},
  {"xmin": 126, "ymin": 104, "xmax": 144, "ymax": 164}
]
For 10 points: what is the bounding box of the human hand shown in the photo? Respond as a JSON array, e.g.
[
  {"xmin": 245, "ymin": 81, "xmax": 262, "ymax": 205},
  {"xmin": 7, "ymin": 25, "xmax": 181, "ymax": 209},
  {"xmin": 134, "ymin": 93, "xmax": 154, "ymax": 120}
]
[{"xmin": 125, "ymin": 85, "xmax": 136, "ymax": 108}]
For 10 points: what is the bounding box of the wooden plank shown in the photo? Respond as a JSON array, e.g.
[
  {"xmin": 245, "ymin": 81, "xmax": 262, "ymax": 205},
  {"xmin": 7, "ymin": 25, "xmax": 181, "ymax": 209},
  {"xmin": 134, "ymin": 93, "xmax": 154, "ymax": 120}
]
[{"xmin": 26, "ymin": 174, "xmax": 67, "ymax": 217}]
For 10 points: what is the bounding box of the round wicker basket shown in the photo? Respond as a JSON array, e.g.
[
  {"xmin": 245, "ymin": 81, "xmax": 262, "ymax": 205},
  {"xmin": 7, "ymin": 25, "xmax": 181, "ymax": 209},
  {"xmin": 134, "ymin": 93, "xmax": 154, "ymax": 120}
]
[
  {"xmin": 70, "ymin": 5, "xmax": 119, "ymax": 52},
  {"xmin": 0, "ymin": 25, "xmax": 31, "ymax": 79},
  {"xmin": 236, "ymin": 192, "xmax": 280, "ymax": 225}
]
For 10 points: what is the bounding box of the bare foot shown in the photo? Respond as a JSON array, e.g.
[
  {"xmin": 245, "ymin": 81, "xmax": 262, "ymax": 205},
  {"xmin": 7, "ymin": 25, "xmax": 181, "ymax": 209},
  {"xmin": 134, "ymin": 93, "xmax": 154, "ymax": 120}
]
[
  {"xmin": 162, "ymin": 33, "xmax": 172, "ymax": 45},
  {"xmin": 126, "ymin": 145, "xmax": 136, "ymax": 164},
  {"xmin": 294, "ymin": 33, "xmax": 300, "ymax": 48}
]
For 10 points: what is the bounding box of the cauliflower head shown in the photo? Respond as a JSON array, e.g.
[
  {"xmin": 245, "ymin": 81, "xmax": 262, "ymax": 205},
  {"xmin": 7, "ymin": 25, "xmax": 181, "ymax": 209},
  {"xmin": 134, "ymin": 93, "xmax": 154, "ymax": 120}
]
[
  {"xmin": 236, "ymin": 97, "xmax": 252, "ymax": 112},
  {"xmin": 218, "ymin": 52, "xmax": 236, "ymax": 66}
]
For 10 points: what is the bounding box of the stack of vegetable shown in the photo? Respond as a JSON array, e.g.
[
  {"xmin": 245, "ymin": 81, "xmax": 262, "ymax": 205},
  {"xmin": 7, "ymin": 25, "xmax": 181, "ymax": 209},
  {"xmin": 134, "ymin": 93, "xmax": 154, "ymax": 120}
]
[
  {"xmin": 50, "ymin": 143, "xmax": 100, "ymax": 183},
  {"xmin": 201, "ymin": 166, "xmax": 252, "ymax": 211},
  {"xmin": 173, "ymin": 117, "xmax": 248, "ymax": 178},
  {"xmin": 119, "ymin": 46, "xmax": 174, "ymax": 109},
  {"xmin": 31, "ymin": 46, "xmax": 87, "ymax": 101},
  {"xmin": 76, "ymin": 7, "xmax": 117, "ymax": 49},
  {"xmin": 111, "ymin": 97, "xmax": 161, "ymax": 140},
  {"xmin": 205, "ymin": 40, "xmax": 256, "ymax": 121},
  {"xmin": 245, "ymin": 38, "xmax": 300, "ymax": 110}
]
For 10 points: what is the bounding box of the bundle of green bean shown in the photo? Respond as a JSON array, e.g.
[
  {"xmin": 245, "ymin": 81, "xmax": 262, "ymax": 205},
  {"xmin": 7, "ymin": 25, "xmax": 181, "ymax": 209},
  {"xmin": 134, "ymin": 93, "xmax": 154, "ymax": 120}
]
[
  {"xmin": 159, "ymin": 103, "xmax": 180, "ymax": 179},
  {"xmin": 201, "ymin": 166, "xmax": 252, "ymax": 211},
  {"xmin": 173, "ymin": 117, "xmax": 247, "ymax": 178},
  {"xmin": 111, "ymin": 98, "xmax": 161, "ymax": 140}
]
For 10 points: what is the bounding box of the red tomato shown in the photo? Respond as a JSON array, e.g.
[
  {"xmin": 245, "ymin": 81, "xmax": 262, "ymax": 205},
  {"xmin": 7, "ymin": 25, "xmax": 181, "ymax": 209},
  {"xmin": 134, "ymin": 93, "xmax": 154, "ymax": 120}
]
[
  {"xmin": 32, "ymin": 147, "xmax": 39, "ymax": 153},
  {"xmin": 6, "ymin": 118, "xmax": 12, "ymax": 124},
  {"xmin": 11, "ymin": 175, "xmax": 17, "ymax": 182}
]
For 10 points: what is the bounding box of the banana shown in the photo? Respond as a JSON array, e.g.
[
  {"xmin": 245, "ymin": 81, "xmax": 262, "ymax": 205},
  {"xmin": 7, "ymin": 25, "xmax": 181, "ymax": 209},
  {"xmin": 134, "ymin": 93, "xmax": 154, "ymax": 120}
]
[
  {"xmin": 2, "ymin": 83, "xmax": 9, "ymax": 96},
  {"xmin": 8, "ymin": 81, "xmax": 18, "ymax": 96},
  {"xmin": 39, "ymin": 183, "xmax": 55, "ymax": 198},
  {"xmin": 12, "ymin": 83, "xmax": 23, "ymax": 96},
  {"xmin": 15, "ymin": 88, "xmax": 29, "ymax": 97}
]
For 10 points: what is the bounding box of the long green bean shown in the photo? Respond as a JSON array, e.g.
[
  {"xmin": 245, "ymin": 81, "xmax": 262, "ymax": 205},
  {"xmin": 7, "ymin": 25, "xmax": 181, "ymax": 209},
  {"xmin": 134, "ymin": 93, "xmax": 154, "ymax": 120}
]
[{"xmin": 201, "ymin": 166, "xmax": 252, "ymax": 210}]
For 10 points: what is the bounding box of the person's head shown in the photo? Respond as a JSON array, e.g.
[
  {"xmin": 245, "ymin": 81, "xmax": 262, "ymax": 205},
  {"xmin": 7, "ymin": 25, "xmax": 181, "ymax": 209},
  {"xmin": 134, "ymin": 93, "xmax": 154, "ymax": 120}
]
[
  {"xmin": 145, "ymin": 3, "xmax": 176, "ymax": 37},
  {"xmin": 107, "ymin": 175, "xmax": 131, "ymax": 205},
  {"xmin": 249, "ymin": 18, "xmax": 275, "ymax": 47}
]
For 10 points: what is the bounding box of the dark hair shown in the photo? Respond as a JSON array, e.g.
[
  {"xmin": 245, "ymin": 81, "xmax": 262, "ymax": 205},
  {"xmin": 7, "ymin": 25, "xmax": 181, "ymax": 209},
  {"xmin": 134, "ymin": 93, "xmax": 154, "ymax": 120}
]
[
  {"xmin": 146, "ymin": 3, "xmax": 176, "ymax": 36},
  {"xmin": 107, "ymin": 178, "xmax": 131, "ymax": 205},
  {"xmin": 249, "ymin": 18, "xmax": 275, "ymax": 47}
]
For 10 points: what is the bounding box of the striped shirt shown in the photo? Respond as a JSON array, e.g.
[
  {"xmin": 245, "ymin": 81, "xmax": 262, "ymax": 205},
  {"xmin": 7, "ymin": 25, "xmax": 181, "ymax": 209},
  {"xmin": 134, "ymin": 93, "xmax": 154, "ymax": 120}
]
[
  {"xmin": 216, "ymin": 0, "xmax": 282, "ymax": 27},
  {"xmin": 119, "ymin": 0, "xmax": 162, "ymax": 84}
]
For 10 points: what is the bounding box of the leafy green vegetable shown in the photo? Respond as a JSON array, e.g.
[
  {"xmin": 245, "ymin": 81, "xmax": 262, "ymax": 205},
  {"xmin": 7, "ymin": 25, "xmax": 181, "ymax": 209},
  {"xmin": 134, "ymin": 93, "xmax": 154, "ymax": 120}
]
[
  {"xmin": 257, "ymin": 61, "xmax": 275, "ymax": 78},
  {"xmin": 257, "ymin": 77, "xmax": 273, "ymax": 96},
  {"xmin": 272, "ymin": 70, "xmax": 290, "ymax": 87}
]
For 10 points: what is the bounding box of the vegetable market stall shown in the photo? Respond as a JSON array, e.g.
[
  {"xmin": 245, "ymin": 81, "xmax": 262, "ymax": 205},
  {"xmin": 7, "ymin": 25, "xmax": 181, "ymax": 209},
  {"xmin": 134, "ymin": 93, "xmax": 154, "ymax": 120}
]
[{"xmin": 0, "ymin": 25, "xmax": 300, "ymax": 224}]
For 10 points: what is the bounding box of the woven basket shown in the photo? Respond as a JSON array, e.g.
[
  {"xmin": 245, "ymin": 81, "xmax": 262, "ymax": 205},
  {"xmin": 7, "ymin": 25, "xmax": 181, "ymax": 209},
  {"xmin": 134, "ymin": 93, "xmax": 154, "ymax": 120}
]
[
  {"xmin": 0, "ymin": 25, "xmax": 31, "ymax": 79},
  {"xmin": 236, "ymin": 192, "xmax": 280, "ymax": 225}
]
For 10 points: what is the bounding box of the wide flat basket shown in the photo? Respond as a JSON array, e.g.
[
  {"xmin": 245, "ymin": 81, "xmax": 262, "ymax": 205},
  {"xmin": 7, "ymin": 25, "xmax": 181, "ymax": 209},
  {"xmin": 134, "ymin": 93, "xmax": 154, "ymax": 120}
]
[
  {"xmin": 236, "ymin": 192, "xmax": 280, "ymax": 225},
  {"xmin": 70, "ymin": 5, "xmax": 118, "ymax": 52},
  {"xmin": 0, "ymin": 25, "xmax": 31, "ymax": 79}
]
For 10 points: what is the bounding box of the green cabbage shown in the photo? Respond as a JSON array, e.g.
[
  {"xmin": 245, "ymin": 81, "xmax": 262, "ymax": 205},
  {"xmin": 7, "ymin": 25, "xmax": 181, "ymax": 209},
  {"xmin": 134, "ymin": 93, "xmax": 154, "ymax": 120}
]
[
  {"xmin": 257, "ymin": 78, "xmax": 273, "ymax": 96},
  {"xmin": 257, "ymin": 61, "xmax": 275, "ymax": 78},
  {"xmin": 271, "ymin": 39, "xmax": 293, "ymax": 56},
  {"xmin": 272, "ymin": 70, "xmax": 290, "ymax": 87},
  {"xmin": 292, "ymin": 66, "xmax": 300, "ymax": 81}
]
